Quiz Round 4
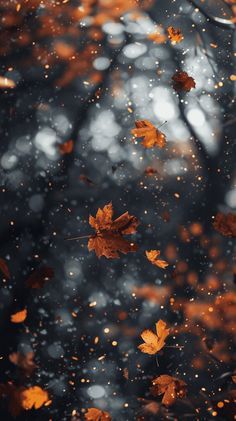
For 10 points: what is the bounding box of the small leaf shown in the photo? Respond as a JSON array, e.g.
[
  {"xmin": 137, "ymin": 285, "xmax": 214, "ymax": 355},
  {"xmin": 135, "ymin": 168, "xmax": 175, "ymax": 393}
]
[
  {"xmin": 11, "ymin": 309, "xmax": 27, "ymax": 323},
  {"xmin": 0, "ymin": 258, "xmax": 10, "ymax": 279},
  {"xmin": 146, "ymin": 250, "xmax": 169, "ymax": 269},
  {"xmin": 167, "ymin": 26, "xmax": 184, "ymax": 44},
  {"xmin": 138, "ymin": 320, "xmax": 170, "ymax": 355},
  {"xmin": 172, "ymin": 71, "xmax": 196, "ymax": 92},
  {"xmin": 131, "ymin": 120, "xmax": 166, "ymax": 149},
  {"xmin": 85, "ymin": 407, "xmax": 111, "ymax": 420}
]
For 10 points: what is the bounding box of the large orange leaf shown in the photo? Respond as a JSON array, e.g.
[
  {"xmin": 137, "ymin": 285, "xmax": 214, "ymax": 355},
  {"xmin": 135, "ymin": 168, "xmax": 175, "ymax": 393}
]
[
  {"xmin": 145, "ymin": 250, "xmax": 169, "ymax": 269},
  {"xmin": 138, "ymin": 320, "xmax": 170, "ymax": 355},
  {"xmin": 85, "ymin": 407, "xmax": 112, "ymax": 420},
  {"xmin": 150, "ymin": 375, "xmax": 187, "ymax": 406},
  {"xmin": 88, "ymin": 202, "xmax": 139, "ymax": 259},
  {"xmin": 21, "ymin": 386, "xmax": 49, "ymax": 410},
  {"xmin": 131, "ymin": 120, "xmax": 166, "ymax": 149}
]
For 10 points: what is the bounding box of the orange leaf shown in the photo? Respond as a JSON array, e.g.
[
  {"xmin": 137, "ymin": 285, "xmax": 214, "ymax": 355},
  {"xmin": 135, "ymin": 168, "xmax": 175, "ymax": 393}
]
[
  {"xmin": 11, "ymin": 309, "xmax": 27, "ymax": 323},
  {"xmin": 0, "ymin": 257, "xmax": 10, "ymax": 278},
  {"xmin": 150, "ymin": 375, "xmax": 187, "ymax": 406},
  {"xmin": 138, "ymin": 320, "xmax": 170, "ymax": 355},
  {"xmin": 58, "ymin": 139, "xmax": 74, "ymax": 155},
  {"xmin": 145, "ymin": 250, "xmax": 169, "ymax": 269},
  {"xmin": 21, "ymin": 386, "xmax": 49, "ymax": 410},
  {"xmin": 213, "ymin": 212, "xmax": 236, "ymax": 237},
  {"xmin": 25, "ymin": 266, "xmax": 54, "ymax": 288},
  {"xmin": 167, "ymin": 26, "xmax": 184, "ymax": 44},
  {"xmin": 131, "ymin": 120, "xmax": 166, "ymax": 149},
  {"xmin": 172, "ymin": 71, "xmax": 196, "ymax": 92},
  {"xmin": 88, "ymin": 202, "xmax": 139, "ymax": 259},
  {"xmin": 85, "ymin": 407, "xmax": 112, "ymax": 420}
]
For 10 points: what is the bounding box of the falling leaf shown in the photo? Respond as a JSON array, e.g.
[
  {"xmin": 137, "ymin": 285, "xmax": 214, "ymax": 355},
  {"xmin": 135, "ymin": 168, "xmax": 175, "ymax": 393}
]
[
  {"xmin": 21, "ymin": 386, "xmax": 49, "ymax": 410},
  {"xmin": 0, "ymin": 258, "xmax": 10, "ymax": 278},
  {"xmin": 84, "ymin": 407, "xmax": 112, "ymax": 420},
  {"xmin": 213, "ymin": 212, "xmax": 236, "ymax": 237},
  {"xmin": 145, "ymin": 250, "xmax": 169, "ymax": 269},
  {"xmin": 88, "ymin": 202, "xmax": 139, "ymax": 259},
  {"xmin": 138, "ymin": 320, "xmax": 170, "ymax": 355},
  {"xmin": 172, "ymin": 71, "xmax": 196, "ymax": 92},
  {"xmin": 150, "ymin": 375, "xmax": 187, "ymax": 406},
  {"xmin": 133, "ymin": 285, "xmax": 170, "ymax": 304},
  {"xmin": 167, "ymin": 26, "xmax": 184, "ymax": 44},
  {"xmin": 0, "ymin": 76, "xmax": 16, "ymax": 89},
  {"xmin": 131, "ymin": 120, "xmax": 166, "ymax": 149},
  {"xmin": 11, "ymin": 309, "xmax": 27, "ymax": 323},
  {"xmin": 25, "ymin": 266, "xmax": 54, "ymax": 289},
  {"xmin": 148, "ymin": 32, "xmax": 166, "ymax": 44},
  {"xmin": 9, "ymin": 352, "xmax": 37, "ymax": 376},
  {"xmin": 58, "ymin": 139, "xmax": 74, "ymax": 155}
]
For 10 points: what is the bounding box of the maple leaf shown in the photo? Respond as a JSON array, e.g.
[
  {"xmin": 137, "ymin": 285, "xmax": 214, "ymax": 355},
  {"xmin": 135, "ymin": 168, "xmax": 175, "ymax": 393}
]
[
  {"xmin": 150, "ymin": 375, "xmax": 187, "ymax": 406},
  {"xmin": 213, "ymin": 212, "xmax": 236, "ymax": 237},
  {"xmin": 138, "ymin": 320, "xmax": 170, "ymax": 355},
  {"xmin": 11, "ymin": 309, "xmax": 27, "ymax": 323},
  {"xmin": 9, "ymin": 352, "xmax": 37, "ymax": 376},
  {"xmin": 88, "ymin": 202, "xmax": 139, "ymax": 259},
  {"xmin": 58, "ymin": 139, "xmax": 74, "ymax": 154},
  {"xmin": 0, "ymin": 257, "xmax": 10, "ymax": 278},
  {"xmin": 131, "ymin": 120, "xmax": 166, "ymax": 149},
  {"xmin": 146, "ymin": 250, "xmax": 169, "ymax": 269},
  {"xmin": 20, "ymin": 386, "xmax": 49, "ymax": 410},
  {"xmin": 84, "ymin": 407, "xmax": 111, "ymax": 421},
  {"xmin": 172, "ymin": 71, "xmax": 196, "ymax": 92},
  {"xmin": 167, "ymin": 26, "xmax": 184, "ymax": 44},
  {"xmin": 25, "ymin": 266, "xmax": 54, "ymax": 288}
]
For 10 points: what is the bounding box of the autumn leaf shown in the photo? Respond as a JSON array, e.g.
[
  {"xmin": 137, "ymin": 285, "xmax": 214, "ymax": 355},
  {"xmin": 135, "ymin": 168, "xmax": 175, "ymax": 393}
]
[
  {"xmin": 0, "ymin": 258, "xmax": 10, "ymax": 279},
  {"xmin": 84, "ymin": 407, "xmax": 112, "ymax": 420},
  {"xmin": 58, "ymin": 139, "xmax": 74, "ymax": 154},
  {"xmin": 138, "ymin": 320, "xmax": 170, "ymax": 355},
  {"xmin": 79, "ymin": 174, "xmax": 95, "ymax": 186},
  {"xmin": 148, "ymin": 32, "xmax": 166, "ymax": 44},
  {"xmin": 167, "ymin": 26, "xmax": 184, "ymax": 44},
  {"xmin": 172, "ymin": 71, "xmax": 196, "ymax": 92},
  {"xmin": 150, "ymin": 375, "xmax": 187, "ymax": 406},
  {"xmin": 131, "ymin": 120, "xmax": 166, "ymax": 149},
  {"xmin": 11, "ymin": 309, "xmax": 27, "ymax": 323},
  {"xmin": 9, "ymin": 352, "xmax": 37, "ymax": 376},
  {"xmin": 25, "ymin": 266, "xmax": 54, "ymax": 289},
  {"xmin": 146, "ymin": 250, "xmax": 169, "ymax": 269},
  {"xmin": 133, "ymin": 285, "xmax": 170, "ymax": 304},
  {"xmin": 213, "ymin": 212, "xmax": 236, "ymax": 237},
  {"xmin": 21, "ymin": 386, "xmax": 49, "ymax": 410},
  {"xmin": 88, "ymin": 202, "xmax": 139, "ymax": 258}
]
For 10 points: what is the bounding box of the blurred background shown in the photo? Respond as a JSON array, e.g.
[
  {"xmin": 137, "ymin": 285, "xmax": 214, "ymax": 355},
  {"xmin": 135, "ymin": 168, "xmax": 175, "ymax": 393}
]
[{"xmin": 0, "ymin": 0, "xmax": 235, "ymax": 419}]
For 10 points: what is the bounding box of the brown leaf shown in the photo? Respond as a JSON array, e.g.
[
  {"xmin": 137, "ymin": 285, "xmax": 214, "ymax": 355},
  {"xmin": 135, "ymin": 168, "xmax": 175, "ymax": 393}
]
[
  {"xmin": 144, "ymin": 166, "xmax": 158, "ymax": 176},
  {"xmin": 138, "ymin": 320, "xmax": 170, "ymax": 355},
  {"xmin": 79, "ymin": 174, "xmax": 95, "ymax": 186},
  {"xmin": 213, "ymin": 212, "xmax": 236, "ymax": 237},
  {"xmin": 25, "ymin": 266, "xmax": 54, "ymax": 288},
  {"xmin": 0, "ymin": 383, "xmax": 24, "ymax": 416},
  {"xmin": 167, "ymin": 26, "xmax": 184, "ymax": 44},
  {"xmin": 145, "ymin": 250, "xmax": 169, "ymax": 269},
  {"xmin": 88, "ymin": 202, "xmax": 139, "ymax": 259},
  {"xmin": 150, "ymin": 375, "xmax": 187, "ymax": 406},
  {"xmin": 9, "ymin": 352, "xmax": 37, "ymax": 376},
  {"xmin": 0, "ymin": 258, "xmax": 10, "ymax": 278},
  {"xmin": 84, "ymin": 407, "xmax": 111, "ymax": 420},
  {"xmin": 148, "ymin": 32, "xmax": 166, "ymax": 44},
  {"xmin": 172, "ymin": 71, "xmax": 196, "ymax": 92},
  {"xmin": 58, "ymin": 139, "xmax": 74, "ymax": 155},
  {"xmin": 131, "ymin": 120, "xmax": 166, "ymax": 149}
]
